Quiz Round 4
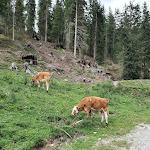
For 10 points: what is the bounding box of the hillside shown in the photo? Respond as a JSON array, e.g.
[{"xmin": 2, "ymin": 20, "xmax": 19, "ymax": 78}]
[
  {"xmin": 0, "ymin": 34, "xmax": 150, "ymax": 150},
  {"xmin": 0, "ymin": 34, "xmax": 122, "ymax": 82}
]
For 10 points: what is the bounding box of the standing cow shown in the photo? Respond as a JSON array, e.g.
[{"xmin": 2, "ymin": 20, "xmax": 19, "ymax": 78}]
[
  {"xmin": 32, "ymin": 72, "xmax": 52, "ymax": 92},
  {"xmin": 72, "ymin": 96, "xmax": 109, "ymax": 127}
]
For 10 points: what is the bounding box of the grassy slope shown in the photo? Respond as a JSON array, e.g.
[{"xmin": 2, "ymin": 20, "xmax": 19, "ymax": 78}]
[{"xmin": 0, "ymin": 69, "xmax": 150, "ymax": 150}]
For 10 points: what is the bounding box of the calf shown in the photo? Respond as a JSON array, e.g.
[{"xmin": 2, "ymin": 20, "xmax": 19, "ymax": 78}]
[
  {"xmin": 32, "ymin": 72, "xmax": 52, "ymax": 92},
  {"xmin": 72, "ymin": 96, "xmax": 109, "ymax": 127}
]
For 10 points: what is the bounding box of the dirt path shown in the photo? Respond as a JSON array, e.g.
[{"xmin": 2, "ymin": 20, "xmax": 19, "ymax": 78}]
[{"xmin": 94, "ymin": 123, "xmax": 150, "ymax": 150}]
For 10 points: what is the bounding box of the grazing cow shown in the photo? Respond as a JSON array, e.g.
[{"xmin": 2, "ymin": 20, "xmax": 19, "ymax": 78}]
[
  {"xmin": 32, "ymin": 72, "xmax": 52, "ymax": 92},
  {"xmin": 9, "ymin": 62, "xmax": 18, "ymax": 71},
  {"xmin": 72, "ymin": 96, "xmax": 109, "ymax": 127}
]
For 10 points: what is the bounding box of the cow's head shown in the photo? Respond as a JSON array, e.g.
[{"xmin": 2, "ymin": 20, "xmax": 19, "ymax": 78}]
[
  {"xmin": 72, "ymin": 106, "xmax": 79, "ymax": 115},
  {"xmin": 31, "ymin": 78, "xmax": 36, "ymax": 85}
]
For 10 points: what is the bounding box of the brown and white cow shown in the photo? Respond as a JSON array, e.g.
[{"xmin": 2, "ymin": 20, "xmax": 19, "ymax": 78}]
[
  {"xmin": 32, "ymin": 72, "xmax": 52, "ymax": 92},
  {"xmin": 72, "ymin": 96, "xmax": 109, "ymax": 127}
]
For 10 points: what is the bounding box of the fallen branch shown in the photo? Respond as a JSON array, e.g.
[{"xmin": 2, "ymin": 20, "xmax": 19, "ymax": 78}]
[
  {"xmin": 69, "ymin": 120, "xmax": 83, "ymax": 128},
  {"xmin": 55, "ymin": 126, "xmax": 72, "ymax": 139}
]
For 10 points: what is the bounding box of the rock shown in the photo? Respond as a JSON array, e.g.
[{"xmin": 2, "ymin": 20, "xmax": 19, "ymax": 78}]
[{"xmin": 112, "ymin": 81, "xmax": 120, "ymax": 87}]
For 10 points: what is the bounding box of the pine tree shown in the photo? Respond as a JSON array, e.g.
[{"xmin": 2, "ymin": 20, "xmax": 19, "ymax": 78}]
[
  {"xmin": 107, "ymin": 8, "xmax": 116, "ymax": 60},
  {"xmin": 26, "ymin": 0, "xmax": 36, "ymax": 36},
  {"xmin": 113, "ymin": 9, "xmax": 123, "ymax": 63},
  {"xmin": 74, "ymin": 0, "xmax": 78, "ymax": 57},
  {"xmin": 0, "ymin": 0, "xmax": 13, "ymax": 35},
  {"xmin": 51, "ymin": 0, "xmax": 64, "ymax": 44},
  {"xmin": 38, "ymin": 0, "xmax": 52, "ymax": 41},
  {"xmin": 64, "ymin": 0, "xmax": 75, "ymax": 50},
  {"xmin": 15, "ymin": 0, "xmax": 25, "ymax": 33},
  {"xmin": 141, "ymin": 2, "xmax": 150, "ymax": 79},
  {"xmin": 88, "ymin": 0, "xmax": 105, "ymax": 64},
  {"xmin": 74, "ymin": 0, "xmax": 87, "ymax": 58},
  {"xmin": 96, "ymin": 4, "xmax": 105, "ymax": 64},
  {"xmin": 122, "ymin": 2, "xmax": 142, "ymax": 79}
]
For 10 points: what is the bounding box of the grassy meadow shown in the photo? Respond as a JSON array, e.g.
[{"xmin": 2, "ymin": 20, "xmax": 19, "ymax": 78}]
[{"xmin": 0, "ymin": 68, "xmax": 150, "ymax": 150}]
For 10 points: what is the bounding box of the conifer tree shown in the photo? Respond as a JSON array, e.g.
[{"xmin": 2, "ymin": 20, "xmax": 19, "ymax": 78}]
[
  {"xmin": 113, "ymin": 9, "xmax": 123, "ymax": 62},
  {"xmin": 74, "ymin": 0, "xmax": 87, "ymax": 58},
  {"xmin": 88, "ymin": 0, "xmax": 105, "ymax": 64},
  {"xmin": 38, "ymin": 0, "xmax": 52, "ymax": 41},
  {"xmin": 51, "ymin": 0, "xmax": 64, "ymax": 44},
  {"xmin": 0, "ymin": 0, "xmax": 13, "ymax": 35},
  {"xmin": 107, "ymin": 8, "xmax": 115, "ymax": 60},
  {"xmin": 26, "ymin": 0, "xmax": 36, "ymax": 36},
  {"xmin": 15, "ymin": 0, "xmax": 25, "ymax": 33},
  {"xmin": 122, "ymin": 2, "xmax": 142, "ymax": 79},
  {"xmin": 141, "ymin": 2, "xmax": 150, "ymax": 79},
  {"xmin": 64, "ymin": 0, "xmax": 75, "ymax": 50}
]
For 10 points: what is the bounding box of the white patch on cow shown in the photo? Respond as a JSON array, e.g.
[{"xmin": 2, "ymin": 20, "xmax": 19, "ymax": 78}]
[
  {"xmin": 101, "ymin": 112, "xmax": 104, "ymax": 123},
  {"xmin": 91, "ymin": 107, "xmax": 104, "ymax": 112},
  {"xmin": 72, "ymin": 106, "xmax": 78, "ymax": 115},
  {"xmin": 90, "ymin": 98, "xmax": 91, "ymax": 101},
  {"xmin": 84, "ymin": 107, "xmax": 87, "ymax": 112},
  {"xmin": 40, "ymin": 79, "xmax": 46, "ymax": 82},
  {"xmin": 104, "ymin": 111, "xmax": 108, "ymax": 124}
]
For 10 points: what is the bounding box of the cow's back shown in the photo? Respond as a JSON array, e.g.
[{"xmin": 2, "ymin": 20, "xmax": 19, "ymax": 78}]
[
  {"xmin": 80, "ymin": 96, "xmax": 109, "ymax": 110},
  {"xmin": 91, "ymin": 97, "xmax": 109, "ymax": 110},
  {"xmin": 36, "ymin": 72, "xmax": 51, "ymax": 80}
]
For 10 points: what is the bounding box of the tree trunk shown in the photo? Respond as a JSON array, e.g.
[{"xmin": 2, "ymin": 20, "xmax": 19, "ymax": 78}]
[
  {"xmin": 104, "ymin": 25, "xmax": 107, "ymax": 61},
  {"xmin": 12, "ymin": 1, "xmax": 15, "ymax": 41},
  {"xmin": 93, "ymin": 13, "xmax": 97, "ymax": 60},
  {"xmin": 74, "ymin": 0, "xmax": 78, "ymax": 58},
  {"xmin": 66, "ymin": 22, "xmax": 71, "ymax": 50},
  {"xmin": 45, "ymin": 2, "xmax": 48, "ymax": 43}
]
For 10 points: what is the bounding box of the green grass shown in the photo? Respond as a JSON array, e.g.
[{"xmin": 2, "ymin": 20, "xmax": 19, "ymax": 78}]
[{"xmin": 0, "ymin": 69, "xmax": 150, "ymax": 150}]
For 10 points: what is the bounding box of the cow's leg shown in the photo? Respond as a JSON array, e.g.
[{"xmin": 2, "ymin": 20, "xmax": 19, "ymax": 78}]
[
  {"xmin": 37, "ymin": 81, "xmax": 40, "ymax": 88},
  {"xmin": 86, "ymin": 110, "xmax": 89, "ymax": 119},
  {"xmin": 42, "ymin": 82, "xmax": 44, "ymax": 88},
  {"xmin": 89, "ymin": 110, "xmax": 92, "ymax": 120},
  {"xmin": 46, "ymin": 81, "xmax": 49, "ymax": 92},
  {"xmin": 101, "ymin": 111, "xmax": 105, "ymax": 124},
  {"xmin": 104, "ymin": 111, "xmax": 108, "ymax": 127}
]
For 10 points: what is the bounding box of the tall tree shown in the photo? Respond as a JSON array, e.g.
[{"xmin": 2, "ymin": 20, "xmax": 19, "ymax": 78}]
[
  {"xmin": 38, "ymin": 0, "xmax": 51, "ymax": 42},
  {"xmin": 88, "ymin": 0, "xmax": 105, "ymax": 64},
  {"xmin": 15, "ymin": 0, "xmax": 25, "ymax": 33},
  {"xmin": 122, "ymin": 2, "xmax": 142, "ymax": 79},
  {"xmin": 64, "ymin": 0, "xmax": 75, "ymax": 50},
  {"xmin": 51, "ymin": 0, "xmax": 64, "ymax": 44},
  {"xmin": 96, "ymin": 4, "xmax": 105, "ymax": 64},
  {"xmin": 26, "ymin": 0, "xmax": 36, "ymax": 36},
  {"xmin": 0, "ymin": 0, "xmax": 14, "ymax": 35},
  {"xmin": 141, "ymin": 2, "xmax": 150, "ymax": 78},
  {"xmin": 12, "ymin": 0, "xmax": 16, "ymax": 41},
  {"xmin": 113, "ymin": 8, "xmax": 123, "ymax": 62},
  {"xmin": 107, "ymin": 8, "xmax": 116, "ymax": 60},
  {"xmin": 74, "ymin": 0, "xmax": 87, "ymax": 58},
  {"xmin": 74, "ymin": 0, "xmax": 78, "ymax": 57}
]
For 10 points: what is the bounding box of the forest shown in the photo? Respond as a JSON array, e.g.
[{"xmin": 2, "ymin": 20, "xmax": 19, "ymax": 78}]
[{"xmin": 0, "ymin": 0, "xmax": 150, "ymax": 80}]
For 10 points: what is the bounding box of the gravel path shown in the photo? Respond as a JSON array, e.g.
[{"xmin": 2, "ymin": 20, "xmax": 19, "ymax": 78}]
[{"xmin": 94, "ymin": 123, "xmax": 150, "ymax": 150}]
